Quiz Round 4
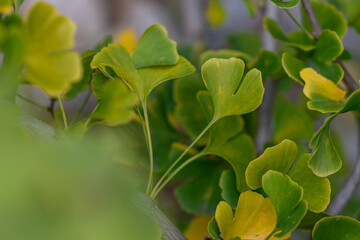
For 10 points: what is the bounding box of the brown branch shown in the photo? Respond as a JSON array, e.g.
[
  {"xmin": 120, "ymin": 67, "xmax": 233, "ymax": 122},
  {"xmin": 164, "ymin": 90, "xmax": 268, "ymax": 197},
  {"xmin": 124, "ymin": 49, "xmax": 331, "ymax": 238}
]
[{"xmin": 300, "ymin": 0, "xmax": 321, "ymax": 39}]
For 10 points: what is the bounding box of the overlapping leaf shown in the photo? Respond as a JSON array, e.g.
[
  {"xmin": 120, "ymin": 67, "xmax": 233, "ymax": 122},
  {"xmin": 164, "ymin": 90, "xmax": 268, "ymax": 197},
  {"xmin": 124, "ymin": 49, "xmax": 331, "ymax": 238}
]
[
  {"xmin": 270, "ymin": 0, "xmax": 299, "ymax": 9},
  {"xmin": 262, "ymin": 171, "xmax": 307, "ymax": 238}
]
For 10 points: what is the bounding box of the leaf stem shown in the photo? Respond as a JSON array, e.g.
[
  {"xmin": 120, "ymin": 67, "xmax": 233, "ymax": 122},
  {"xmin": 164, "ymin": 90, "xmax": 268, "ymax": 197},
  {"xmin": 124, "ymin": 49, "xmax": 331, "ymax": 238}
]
[
  {"xmin": 57, "ymin": 96, "xmax": 68, "ymax": 130},
  {"xmin": 16, "ymin": 93, "xmax": 48, "ymax": 111},
  {"xmin": 284, "ymin": 9, "xmax": 313, "ymax": 40},
  {"xmin": 70, "ymin": 89, "xmax": 92, "ymax": 126},
  {"xmin": 143, "ymin": 100, "xmax": 155, "ymax": 195},
  {"xmin": 150, "ymin": 118, "xmax": 216, "ymax": 198},
  {"xmin": 150, "ymin": 152, "xmax": 206, "ymax": 199}
]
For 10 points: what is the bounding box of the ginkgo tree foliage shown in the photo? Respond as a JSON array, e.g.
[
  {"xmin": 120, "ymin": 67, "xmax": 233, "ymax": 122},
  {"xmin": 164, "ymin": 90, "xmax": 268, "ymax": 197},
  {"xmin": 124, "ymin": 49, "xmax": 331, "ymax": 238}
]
[{"xmin": 0, "ymin": 1, "xmax": 360, "ymax": 240}]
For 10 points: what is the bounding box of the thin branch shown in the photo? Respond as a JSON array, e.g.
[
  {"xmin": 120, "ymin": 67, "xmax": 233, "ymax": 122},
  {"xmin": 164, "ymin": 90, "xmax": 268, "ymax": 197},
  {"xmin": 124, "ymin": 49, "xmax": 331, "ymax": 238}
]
[
  {"xmin": 16, "ymin": 94, "xmax": 48, "ymax": 111},
  {"xmin": 300, "ymin": 0, "xmax": 321, "ymax": 39},
  {"xmin": 334, "ymin": 59, "xmax": 359, "ymax": 93},
  {"xmin": 255, "ymin": 1, "xmax": 279, "ymax": 153},
  {"xmin": 48, "ymin": 98, "xmax": 56, "ymax": 118}
]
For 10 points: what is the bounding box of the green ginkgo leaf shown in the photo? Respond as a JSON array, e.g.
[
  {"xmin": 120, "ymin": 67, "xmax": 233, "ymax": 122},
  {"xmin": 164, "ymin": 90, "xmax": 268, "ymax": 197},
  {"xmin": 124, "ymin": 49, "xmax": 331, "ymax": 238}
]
[
  {"xmin": 201, "ymin": 57, "xmax": 264, "ymax": 121},
  {"xmin": 264, "ymin": 17, "xmax": 316, "ymax": 51},
  {"xmin": 92, "ymin": 80, "xmax": 137, "ymax": 126},
  {"xmin": 24, "ymin": 2, "xmax": 82, "ymax": 97},
  {"xmin": 173, "ymin": 74, "xmax": 208, "ymax": 143},
  {"xmin": 203, "ymin": 115, "xmax": 256, "ymax": 192},
  {"xmin": 247, "ymin": 49, "xmax": 282, "ymax": 78},
  {"xmin": 288, "ymin": 154, "xmax": 331, "ymax": 213},
  {"xmin": 245, "ymin": 139, "xmax": 298, "ymax": 190},
  {"xmin": 302, "ymin": 1, "xmax": 347, "ymax": 39},
  {"xmin": 219, "ymin": 170, "xmax": 240, "ymax": 209},
  {"xmin": 91, "ymin": 43, "xmax": 195, "ymax": 102},
  {"xmin": 281, "ymin": 52, "xmax": 307, "ymax": 85},
  {"xmin": 308, "ymin": 89, "xmax": 360, "ymax": 177},
  {"xmin": 314, "ymin": 30, "xmax": 343, "ymax": 63},
  {"xmin": 206, "ymin": 0, "xmax": 227, "ymax": 27},
  {"xmin": 262, "ymin": 170, "xmax": 307, "ymax": 238},
  {"xmin": 312, "ymin": 216, "xmax": 360, "ymax": 240},
  {"xmin": 270, "ymin": 0, "xmax": 299, "ymax": 9},
  {"xmin": 12, "ymin": 0, "xmax": 23, "ymax": 10},
  {"xmin": 132, "ymin": 23, "xmax": 179, "ymax": 69},
  {"xmin": 199, "ymin": 49, "xmax": 252, "ymax": 67}
]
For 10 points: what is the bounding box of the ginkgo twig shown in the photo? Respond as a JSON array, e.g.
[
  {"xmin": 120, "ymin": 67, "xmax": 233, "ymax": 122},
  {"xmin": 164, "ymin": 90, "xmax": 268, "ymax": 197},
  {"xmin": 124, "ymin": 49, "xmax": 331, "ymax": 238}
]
[
  {"xmin": 150, "ymin": 152, "xmax": 207, "ymax": 199},
  {"xmin": 143, "ymin": 101, "xmax": 155, "ymax": 195},
  {"xmin": 150, "ymin": 118, "xmax": 217, "ymax": 198},
  {"xmin": 284, "ymin": 9, "xmax": 313, "ymax": 40},
  {"xmin": 57, "ymin": 96, "xmax": 68, "ymax": 130}
]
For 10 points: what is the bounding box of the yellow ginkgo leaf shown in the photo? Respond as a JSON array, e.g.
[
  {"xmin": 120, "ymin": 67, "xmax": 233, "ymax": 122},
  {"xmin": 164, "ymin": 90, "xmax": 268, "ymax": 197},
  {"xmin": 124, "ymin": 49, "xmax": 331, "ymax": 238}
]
[
  {"xmin": 300, "ymin": 68, "xmax": 346, "ymax": 113},
  {"xmin": 184, "ymin": 216, "xmax": 212, "ymax": 240},
  {"xmin": 116, "ymin": 27, "xmax": 138, "ymax": 53},
  {"xmin": 215, "ymin": 191, "xmax": 279, "ymax": 240},
  {"xmin": 205, "ymin": 0, "xmax": 226, "ymax": 27}
]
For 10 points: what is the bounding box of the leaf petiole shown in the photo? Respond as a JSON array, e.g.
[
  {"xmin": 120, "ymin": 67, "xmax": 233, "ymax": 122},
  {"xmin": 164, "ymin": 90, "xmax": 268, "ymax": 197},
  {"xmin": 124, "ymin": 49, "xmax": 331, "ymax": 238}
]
[
  {"xmin": 284, "ymin": 9, "xmax": 314, "ymax": 40},
  {"xmin": 57, "ymin": 95, "xmax": 68, "ymax": 130},
  {"xmin": 143, "ymin": 100, "xmax": 155, "ymax": 195}
]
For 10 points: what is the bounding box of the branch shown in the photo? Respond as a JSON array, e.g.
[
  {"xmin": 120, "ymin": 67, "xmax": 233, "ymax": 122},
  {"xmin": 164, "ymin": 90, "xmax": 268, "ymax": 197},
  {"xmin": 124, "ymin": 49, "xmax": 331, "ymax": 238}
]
[
  {"xmin": 255, "ymin": 1, "xmax": 279, "ymax": 153},
  {"xmin": 133, "ymin": 191, "xmax": 187, "ymax": 240}
]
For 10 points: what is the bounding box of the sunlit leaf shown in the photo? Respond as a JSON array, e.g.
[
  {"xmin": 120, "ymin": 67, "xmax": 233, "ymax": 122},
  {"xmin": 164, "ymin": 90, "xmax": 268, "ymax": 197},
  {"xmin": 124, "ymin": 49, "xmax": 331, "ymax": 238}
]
[
  {"xmin": 184, "ymin": 216, "xmax": 213, "ymax": 240},
  {"xmin": 300, "ymin": 68, "xmax": 346, "ymax": 113},
  {"xmin": 201, "ymin": 57, "xmax": 264, "ymax": 121},
  {"xmin": 262, "ymin": 171, "xmax": 307, "ymax": 238},
  {"xmin": 91, "ymin": 43, "xmax": 195, "ymax": 102},
  {"xmin": 246, "ymin": 139, "xmax": 298, "ymax": 190},
  {"xmin": 24, "ymin": 2, "xmax": 82, "ymax": 97},
  {"xmin": 288, "ymin": 154, "xmax": 331, "ymax": 213},
  {"xmin": 132, "ymin": 23, "xmax": 178, "ymax": 68},
  {"xmin": 312, "ymin": 216, "xmax": 360, "ymax": 240},
  {"xmin": 215, "ymin": 191, "xmax": 277, "ymax": 240}
]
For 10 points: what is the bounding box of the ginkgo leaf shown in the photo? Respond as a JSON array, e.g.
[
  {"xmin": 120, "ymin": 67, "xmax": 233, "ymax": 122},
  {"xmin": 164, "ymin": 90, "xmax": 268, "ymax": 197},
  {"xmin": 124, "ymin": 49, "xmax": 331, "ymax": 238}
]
[
  {"xmin": 300, "ymin": 68, "xmax": 346, "ymax": 113},
  {"xmin": 91, "ymin": 43, "xmax": 195, "ymax": 102},
  {"xmin": 314, "ymin": 30, "xmax": 343, "ymax": 63},
  {"xmin": 247, "ymin": 49, "xmax": 282, "ymax": 78},
  {"xmin": 0, "ymin": 0, "xmax": 11, "ymax": 14},
  {"xmin": 201, "ymin": 57, "xmax": 264, "ymax": 121},
  {"xmin": 92, "ymin": 80, "xmax": 137, "ymax": 126},
  {"xmin": 199, "ymin": 49, "xmax": 251, "ymax": 66},
  {"xmin": 270, "ymin": 0, "xmax": 299, "ymax": 9},
  {"xmin": 24, "ymin": 2, "xmax": 82, "ymax": 97},
  {"xmin": 245, "ymin": 139, "xmax": 298, "ymax": 190},
  {"xmin": 262, "ymin": 171, "xmax": 307, "ymax": 238},
  {"xmin": 184, "ymin": 216, "xmax": 213, "ymax": 240},
  {"xmin": 288, "ymin": 154, "xmax": 331, "ymax": 213},
  {"xmin": 132, "ymin": 23, "xmax": 179, "ymax": 69},
  {"xmin": 215, "ymin": 191, "xmax": 278, "ymax": 240},
  {"xmin": 312, "ymin": 216, "xmax": 360, "ymax": 240},
  {"xmin": 116, "ymin": 27, "xmax": 137, "ymax": 53}
]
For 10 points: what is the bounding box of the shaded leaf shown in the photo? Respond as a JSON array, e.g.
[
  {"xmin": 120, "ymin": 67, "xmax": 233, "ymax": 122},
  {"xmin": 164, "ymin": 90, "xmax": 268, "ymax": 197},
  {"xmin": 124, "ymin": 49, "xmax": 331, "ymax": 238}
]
[
  {"xmin": 312, "ymin": 216, "xmax": 360, "ymax": 240},
  {"xmin": 298, "ymin": 211, "xmax": 329, "ymax": 230},
  {"xmin": 288, "ymin": 154, "xmax": 331, "ymax": 213},
  {"xmin": 208, "ymin": 217, "xmax": 221, "ymax": 240},
  {"xmin": 132, "ymin": 23, "xmax": 178, "ymax": 68},
  {"xmin": 248, "ymin": 49, "xmax": 282, "ymax": 78},
  {"xmin": 270, "ymin": 0, "xmax": 299, "ymax": 9},
  {"xmin": 246, "ymin": 139, "xmax": 298, "ymax": 190},
  {"xmin": 281, "ymin": 52, "xmax": 307, "ymax": 84},
  {"xmin": 262, "ymin": 171, "xmax": 307, "ymax": 238},
  {"xmin": 219, "ymin": 170, "xmax": 240, "ymax": 209},
  {"xmin": 92, "ymin": 80, "xmax": 137, "ymax": 126},
  {"xmin": 314, "ymin": 30, "xmax": 343, "ymax": 63},
  {"xmin": 203, "ymin": 116, "xmax": 256, "ymax": 192}
]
